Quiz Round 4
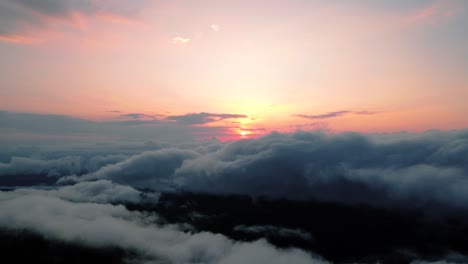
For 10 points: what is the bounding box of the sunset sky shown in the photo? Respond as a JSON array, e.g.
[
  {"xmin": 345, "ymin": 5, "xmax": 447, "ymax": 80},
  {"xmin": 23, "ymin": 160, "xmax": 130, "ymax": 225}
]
[
  {"xmin": 2, "ymin": 2, "xmax": 468, "ymax": 262},
  {"xmin": 1, "ymin": 0, "xmax": 467, "ymax": 142}
]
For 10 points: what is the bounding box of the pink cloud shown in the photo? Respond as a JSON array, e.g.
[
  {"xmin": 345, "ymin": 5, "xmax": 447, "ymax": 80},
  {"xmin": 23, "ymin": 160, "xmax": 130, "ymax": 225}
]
[
  {"xmin": 0, "ymin": 34, "xmax": 42, "ymax": 44},
  {"xmin": 401, "ymin": 0, "xmax": 461, "ymax": 26},
  {"xmin": 0, "ymin": 0, "xmax": 145, "ymax": 44},
  {"xmin": 95, "ymin": 11, "xmax": 144, "ymax": 25}
]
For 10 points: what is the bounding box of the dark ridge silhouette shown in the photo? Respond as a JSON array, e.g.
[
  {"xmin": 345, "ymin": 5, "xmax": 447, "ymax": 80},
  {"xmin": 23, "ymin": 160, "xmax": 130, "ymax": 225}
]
[
  {"xmin": 127, "ymin": 192, "xmax": 468, "ymax": 263},
  {"xmin": 0, "ymin": 173, "xmax": 57, "ymax": 186},
  {"xmin": 0, "ymin": 229, "xmax": 138, "ymax": 264}
]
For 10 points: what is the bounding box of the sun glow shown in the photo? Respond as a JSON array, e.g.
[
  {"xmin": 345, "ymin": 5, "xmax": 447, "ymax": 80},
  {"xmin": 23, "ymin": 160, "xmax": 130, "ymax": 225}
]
[{"xmin": 238, "ymin": 130, "xmax": 253, "ymax": 137}]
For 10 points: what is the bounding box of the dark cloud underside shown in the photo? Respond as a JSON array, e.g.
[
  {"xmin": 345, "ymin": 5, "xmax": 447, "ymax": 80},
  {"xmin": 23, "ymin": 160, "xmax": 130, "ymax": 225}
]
[{"xmin": 166, "ymin": 112, "xmax": 248, "ymax": 125}]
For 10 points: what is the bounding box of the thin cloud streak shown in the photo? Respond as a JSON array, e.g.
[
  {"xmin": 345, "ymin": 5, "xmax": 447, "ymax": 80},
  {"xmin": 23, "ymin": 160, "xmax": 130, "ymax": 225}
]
[
  {"xmin": 119, "ymin": 113, "xmax": 160, "ymax": 120},
  {"xmin": 398, "ymin": 0, "xmax": 462, "ymax": 27},
  {"xmin": 210, "ymin": 24, "xmax": 220, "ymax": 31},
  {"xmin": 293, "ymin": 110, "xmax": 377, "ymax": 120},
  {"xmin": 166, "ymin": 112, "xmax": 248, "ymax": 125}
]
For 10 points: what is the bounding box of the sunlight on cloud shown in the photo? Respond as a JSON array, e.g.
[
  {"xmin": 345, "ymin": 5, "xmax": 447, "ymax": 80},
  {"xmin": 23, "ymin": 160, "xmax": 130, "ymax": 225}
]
[
  {"xmin": 210, "ymin": 24, "xmax": 220, "ymax": 32},
  {"xmin": 0, "ymin": 34, "xmax": 42, "ymax": 44},
  {"xmin": 172, "ymin": 36, "xmax": 191, "ymax": 44}
]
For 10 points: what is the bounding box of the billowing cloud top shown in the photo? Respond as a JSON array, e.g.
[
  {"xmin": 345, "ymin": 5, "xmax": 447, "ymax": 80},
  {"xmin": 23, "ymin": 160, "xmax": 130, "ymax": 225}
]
[
  {"xmin": 1, "ymin": 129, "xmax": 468, "ymax": 263},
  {"xmin": 2, "ymin": 128, "xmax": 466, "ymax": 210}
]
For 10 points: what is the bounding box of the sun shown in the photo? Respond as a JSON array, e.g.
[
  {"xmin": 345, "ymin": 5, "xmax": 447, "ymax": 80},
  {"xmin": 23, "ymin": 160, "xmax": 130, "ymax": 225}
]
[{"xmin": 236, "ymin": 128, "xmax": 252, "ymax": 138}]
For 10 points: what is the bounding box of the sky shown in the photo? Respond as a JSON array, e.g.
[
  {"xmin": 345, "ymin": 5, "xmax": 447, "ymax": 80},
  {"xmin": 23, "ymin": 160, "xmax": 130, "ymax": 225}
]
[{"xmin": 0, "ymin": 0, "xmax": 467, "ymax": 143}]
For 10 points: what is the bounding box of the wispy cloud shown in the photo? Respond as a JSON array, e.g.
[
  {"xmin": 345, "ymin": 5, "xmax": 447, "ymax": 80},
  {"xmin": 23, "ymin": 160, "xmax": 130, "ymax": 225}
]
[
  {"xmin": 95, "ymin": 11, "xmax": 145, "ymax": 26},
  {"xmin": 293, "ymin": 110, "xmax": 377, "ymax": 120},
  {"xmin": 0, "ymin": 34, "xmax": 42, "ymax": 44},
  {"xmin": 119, "ymin": 113, "xmax": 160, "ymax": 120},
  {"xmin": 400, "ymin": 0, "xmax": 461, "ymax": 26},
  {"xmin": 210, "ymin": 24, "xmax": 220, "ymax": 32},
  {"xmin": 166, "ymin": 112, "xmax": 248, "ymax": 125},
  {"xmin": 354, "ymin": 111, "xmax": 377, "ymax": 115},
  {"xmin": 172, "ymin": 36, "xmax": 191, "ymax": 44}
]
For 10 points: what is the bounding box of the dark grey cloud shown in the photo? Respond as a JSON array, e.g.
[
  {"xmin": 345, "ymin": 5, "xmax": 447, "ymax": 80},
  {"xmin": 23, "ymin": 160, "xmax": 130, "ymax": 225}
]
[
  {"xmin": 234, "ymin": 225, "xmax": 313, "ymax": 241},
  {"xmin": 294, "ymin": 110, "xmax": 376, "ymax": 120},
  {"xmin": 0, "ymin": 111, "xmax": 92, "ymax": 133},
  {"xmin": 0, "ymin": 111, "xmax": 236, "ymax": 146},
  {"xmin": 61, "ymin": 148, "xmax": 199, "ymax": 190},
  {"xmin": 7, "ymin": 180, "xmax": 147, "ymax": 203},
  {"xmin": 0, "ymin": 1, "xmax": 39, "ymax": 35},
  {"xmin": 3, "ymin": 120, "xmax": 468, "ymax": 211},
  {"xmin": 0, "ymin": 152, "xmax": 136, "ymax": 187},
  {"xmin": 14, "ymin": 0, "xmax": 93, "ymax": 16},
  {"xmin": 62, "ymin": 130, "xmax": 468, "ymax": 210},
  {"xmin": 119, "ymin": 113, "xmax": 158, "ymax": 120},
  {"xmin": 2, "ymin": 129, "xmax": 468, "ymax": 263},
  {"xmin": 166, "ymin": 112, "xmax": 248, "ymax": 125},
  {"xmin": 0, "ymin": 0, "xmax": 90, "ymax": 36},
  {"xmin": 294, "ymin": 111, "xmax": 351, "ymax": 119},
  {"xmin": 175, "ymin": 131, "xmax": 468, "ymax": 209},
  {"xmin": 0, "ymin": 0, "xmax": 146, "ymax": 39},
  {"xmin": 0, "ymin": 156, "xmax": 81, "ymax": 178}
]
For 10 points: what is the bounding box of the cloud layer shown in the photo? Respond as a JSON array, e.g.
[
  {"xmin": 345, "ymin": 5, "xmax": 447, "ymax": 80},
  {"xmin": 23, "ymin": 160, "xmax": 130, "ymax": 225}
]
[
  {"xmin": 2, "ymin": 129, "xmax": 468, "ymax": 262},
  {"xmin": 51, "ymin": 130, "xmax": 468, "ymax": 210},
  {"xmin": 0, "ymin": 187, "xmax": 327, "ymax": 264}
]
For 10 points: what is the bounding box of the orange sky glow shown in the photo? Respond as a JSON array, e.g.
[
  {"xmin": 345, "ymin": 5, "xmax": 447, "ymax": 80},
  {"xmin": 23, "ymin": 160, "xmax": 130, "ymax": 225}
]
[{"xmin": 0, "ymin": 0, "xmax": 467, "ymax": 143}]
